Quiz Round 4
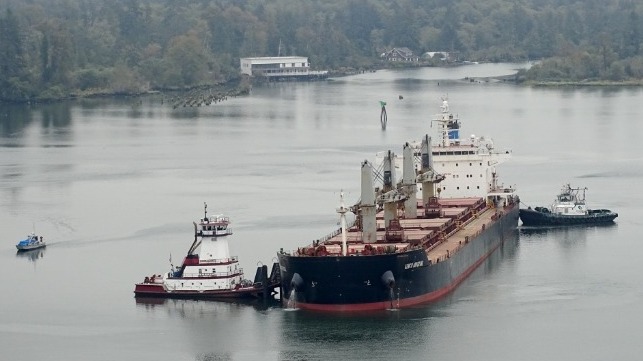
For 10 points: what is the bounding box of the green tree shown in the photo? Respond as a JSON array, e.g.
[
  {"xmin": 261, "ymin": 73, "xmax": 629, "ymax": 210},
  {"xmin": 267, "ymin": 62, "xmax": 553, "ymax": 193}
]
[
  {"xmin": 39, "ymin": 20, "xmax": 75, "ymax": 88},
  {"xmin": 0, "ymin": 8, "xmax": 32, "ymax": 100},
  {"xmin": 162, "ymin": 31, "xmax": 211, "ymax": 87}
]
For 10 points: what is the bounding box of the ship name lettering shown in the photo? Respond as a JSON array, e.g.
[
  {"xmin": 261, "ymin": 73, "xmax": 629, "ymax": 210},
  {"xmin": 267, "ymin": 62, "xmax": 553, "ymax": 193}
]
[{"xmin": 404, "ymin": 261, "xmax": 424, "ymax": 269}]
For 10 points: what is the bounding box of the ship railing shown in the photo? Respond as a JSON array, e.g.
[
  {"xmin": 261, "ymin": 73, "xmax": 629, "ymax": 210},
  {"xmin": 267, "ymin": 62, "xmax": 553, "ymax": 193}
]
[
  {"xmin": 199, "ymin": 256, "xmax": 238, "ymax": 264},
  {"xmin": 180, "ymin": 269, "xmax": 243, "ymax": 278},
  {"xmin": 432, "ymin": 238, "xmax": 467, "ymax": 265},
  {"xmin": 423, "ymin": 206, "xmax": 482, "ymax": 253},
  {"xmin": 317, "ymin": 220, "xmax": 357, "ymax": 244}
]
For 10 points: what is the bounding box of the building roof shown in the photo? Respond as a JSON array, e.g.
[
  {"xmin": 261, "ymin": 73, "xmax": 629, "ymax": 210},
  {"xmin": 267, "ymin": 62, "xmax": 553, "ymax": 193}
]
[{"xmin": 241, "ymin": 56, "xmax": 307, "ymax": 62}]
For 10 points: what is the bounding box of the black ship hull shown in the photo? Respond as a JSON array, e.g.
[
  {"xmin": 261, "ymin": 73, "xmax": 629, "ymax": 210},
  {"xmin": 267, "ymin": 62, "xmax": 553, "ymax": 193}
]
[
  {"xmin": 278, "ymin": 206, "xmax": 519, "ymax": 311},
  {"xmin": 519, "ymin": 208, "xmax": 618, "ymax": 226}
]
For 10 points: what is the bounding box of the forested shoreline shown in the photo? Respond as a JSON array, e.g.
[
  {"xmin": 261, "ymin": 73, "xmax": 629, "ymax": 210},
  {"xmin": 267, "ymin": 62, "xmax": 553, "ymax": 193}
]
[{"xmin": 1, "ymin": 0, "xmax": 641, "ymax": 103}]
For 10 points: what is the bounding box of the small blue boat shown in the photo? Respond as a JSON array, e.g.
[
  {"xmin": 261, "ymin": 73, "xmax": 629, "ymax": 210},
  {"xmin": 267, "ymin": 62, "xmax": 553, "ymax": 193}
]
[{"xmin": 16, "ymin": 233, "xmax": 47, "ymax": 251}]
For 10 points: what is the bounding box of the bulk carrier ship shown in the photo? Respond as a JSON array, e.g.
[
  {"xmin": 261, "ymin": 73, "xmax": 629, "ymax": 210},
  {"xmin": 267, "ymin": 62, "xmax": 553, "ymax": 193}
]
[{"xmin": 277, "ymin": 99, "xmax": 519, "ymax": 311}]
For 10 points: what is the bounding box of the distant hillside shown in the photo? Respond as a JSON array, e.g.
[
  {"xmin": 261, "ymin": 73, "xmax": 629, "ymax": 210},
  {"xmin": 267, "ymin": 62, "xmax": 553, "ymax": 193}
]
[{"xmin": 1, "ymin": 0, "xmax": 641, "ymax": 101}]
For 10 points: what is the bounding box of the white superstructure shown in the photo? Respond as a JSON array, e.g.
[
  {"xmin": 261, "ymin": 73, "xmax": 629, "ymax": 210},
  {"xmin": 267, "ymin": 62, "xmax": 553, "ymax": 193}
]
[
  {"xmin": 153, "ymin": 203, "xmax": 244, "ymax": 293},
  {"xmin": 376, "ymin": 97, "xmax": 516, "ymax": 202},
  {"xmin": 161, "ymin": 237, "xmax": 244, "ymax": 293},
  {"xmin": 197, "ymin": 202, "xmax": 232, "ymax": 237},
  {"xmin": 549, "ymin": 184, "xmax": 588, "ymax": 215}
]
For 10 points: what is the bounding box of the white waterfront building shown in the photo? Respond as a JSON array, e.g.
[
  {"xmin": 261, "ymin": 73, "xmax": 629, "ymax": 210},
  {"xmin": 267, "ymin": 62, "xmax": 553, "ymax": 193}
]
[{"xmin": 239, "ymin": 56, "xmax": 328, "ymax": 79}]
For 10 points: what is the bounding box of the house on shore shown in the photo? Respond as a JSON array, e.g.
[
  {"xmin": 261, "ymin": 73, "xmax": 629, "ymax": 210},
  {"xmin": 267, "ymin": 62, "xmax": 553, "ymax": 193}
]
[
  {"xmin": 240, "ymin": 56, "xmax": 328, "ymax": 80},
  {"xmin": 380, "ymin": 47, "xmax": 419, "ymax": 62}
]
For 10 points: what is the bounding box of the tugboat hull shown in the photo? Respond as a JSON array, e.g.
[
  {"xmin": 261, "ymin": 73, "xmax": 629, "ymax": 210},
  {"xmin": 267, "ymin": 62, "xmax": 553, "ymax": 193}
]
[
  {"xmin": 519, "ymin": 208, "xmax": 618, "ymax": 226},
  {"xmin": 133, "ymin": 283, "xmax": 276, "ymax": 300}
]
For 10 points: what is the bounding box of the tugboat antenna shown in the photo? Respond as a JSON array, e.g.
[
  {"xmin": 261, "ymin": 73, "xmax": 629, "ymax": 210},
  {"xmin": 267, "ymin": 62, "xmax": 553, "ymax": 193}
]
[{"xmin": 204, "ymin": 202, "xmax": 208, "ymax": 219}]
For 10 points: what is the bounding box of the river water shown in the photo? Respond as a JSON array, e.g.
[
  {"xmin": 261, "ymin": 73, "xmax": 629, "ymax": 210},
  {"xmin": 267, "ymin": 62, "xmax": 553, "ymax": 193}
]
[{"xmin": 1, "ymin": 63, "xmax": 642, "ymax": 360}]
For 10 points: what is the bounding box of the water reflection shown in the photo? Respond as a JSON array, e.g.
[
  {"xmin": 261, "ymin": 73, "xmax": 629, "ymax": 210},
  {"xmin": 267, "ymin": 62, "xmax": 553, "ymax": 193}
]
[
  {"xmin": 279, "ymin": 308, "xmax": 437, "ymax": 360},
  {"xmin": 0, "ymin": 102, "xmax": 73, "ymax": 142},
  {"xmin": 134, "ymin": 297, "xmax": 279, "ymax": 314},
  {"xmin": 520, "ymin": 223, "xmax": 617, "ymax": 242},
  {"xmin": 40, "ymin": 103, "xmax": 71, "ymax": 128},
  {"xmin": 0, "ymin": 103, "xmax": 34, "ymax": 138},
  {"xmin": 15, "ymin": 248, "xmax": 46, "ymax": 263},
  {"xmin": 135, "ymin": 298, "xmax": 281, "ymax": 360}
]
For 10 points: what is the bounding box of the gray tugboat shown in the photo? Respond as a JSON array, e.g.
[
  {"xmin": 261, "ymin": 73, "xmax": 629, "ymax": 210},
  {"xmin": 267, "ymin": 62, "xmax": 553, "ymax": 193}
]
[{"xmin": 519, "ymin": 184, "xmax": 618, "ymax": 226}]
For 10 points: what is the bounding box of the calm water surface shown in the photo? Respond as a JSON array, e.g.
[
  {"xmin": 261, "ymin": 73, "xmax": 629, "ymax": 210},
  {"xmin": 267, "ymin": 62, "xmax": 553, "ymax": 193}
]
[{"xmin": 1, "ymin": 63, "xmax": 642, "ymax": 360}]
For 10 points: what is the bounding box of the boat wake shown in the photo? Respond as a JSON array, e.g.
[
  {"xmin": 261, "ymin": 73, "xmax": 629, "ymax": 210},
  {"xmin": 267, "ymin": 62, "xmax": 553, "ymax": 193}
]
[{"xmin": 579, "ymin": 169, "xmax": 643, "ymax": 179}]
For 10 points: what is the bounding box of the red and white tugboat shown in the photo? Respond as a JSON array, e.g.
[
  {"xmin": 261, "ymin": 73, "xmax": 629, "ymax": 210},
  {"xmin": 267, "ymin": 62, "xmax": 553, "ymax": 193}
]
[{"xmin": 134, "ymin": 203, "xmax": 280, "ymax": 300}]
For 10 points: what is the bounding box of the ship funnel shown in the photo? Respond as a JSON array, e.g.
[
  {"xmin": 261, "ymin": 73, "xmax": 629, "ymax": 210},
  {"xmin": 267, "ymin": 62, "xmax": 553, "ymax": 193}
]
[
  {"xmin": 360, "ymin": 160, "xmax": 377, "ymax": 243},
  {"xmin": 381, "ymin": 270, "xmax": 395, "ymax": 288},
  {"xmin": 290, "ymin": 273, "xmax": 304, "ymax": 291}
]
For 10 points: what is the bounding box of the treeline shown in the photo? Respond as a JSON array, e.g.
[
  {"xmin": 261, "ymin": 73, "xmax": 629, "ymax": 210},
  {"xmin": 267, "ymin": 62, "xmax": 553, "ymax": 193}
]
[{"xmin": 1, "ymin": 0, "xmax": 642, "ymax": 102}]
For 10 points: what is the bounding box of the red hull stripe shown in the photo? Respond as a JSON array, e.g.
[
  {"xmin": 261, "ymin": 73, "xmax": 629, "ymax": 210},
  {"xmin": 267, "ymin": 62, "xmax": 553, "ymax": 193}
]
[{"xmin": 293, "ymin": 241, "xmax": 504, "ymax": 312}]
